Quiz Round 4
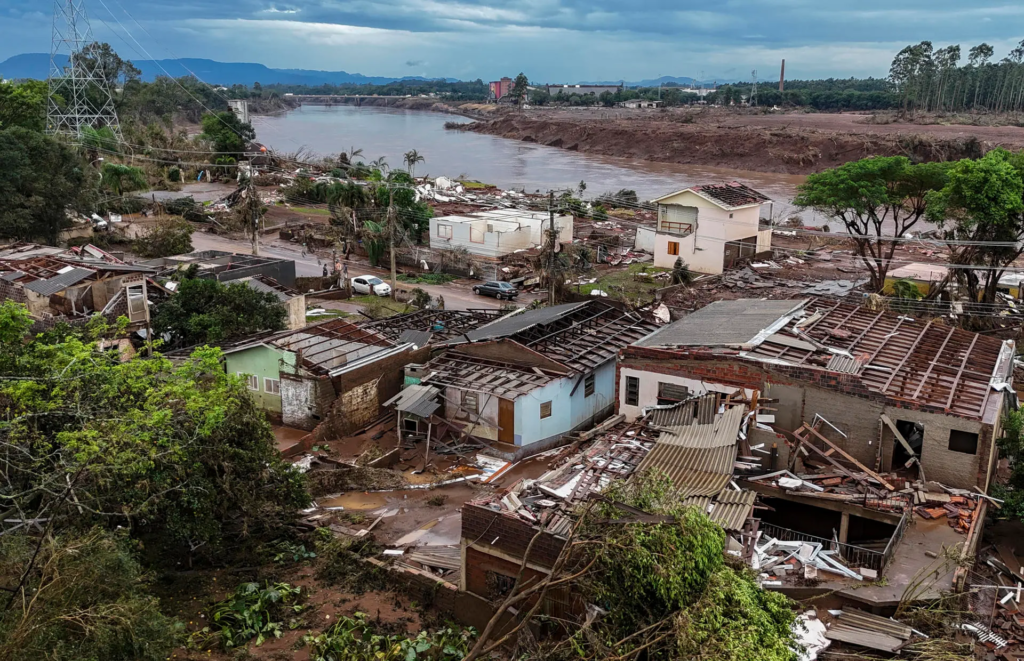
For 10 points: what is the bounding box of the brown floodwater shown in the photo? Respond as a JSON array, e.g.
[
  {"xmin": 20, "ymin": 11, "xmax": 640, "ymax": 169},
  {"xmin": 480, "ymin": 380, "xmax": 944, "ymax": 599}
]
[{"xmin": 254, "ymin": 105, "xmax": 809, "ymax": 217}]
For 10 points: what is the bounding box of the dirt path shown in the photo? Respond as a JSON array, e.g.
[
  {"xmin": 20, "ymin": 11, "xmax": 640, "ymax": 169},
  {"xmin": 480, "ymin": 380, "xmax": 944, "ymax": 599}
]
[{"xmin": 463, "ymin": 108, "xmax": 1023, "ymax": 175}]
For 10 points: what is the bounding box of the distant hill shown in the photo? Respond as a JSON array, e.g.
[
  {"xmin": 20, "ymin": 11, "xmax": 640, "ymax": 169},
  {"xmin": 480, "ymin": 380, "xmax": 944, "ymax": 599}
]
[{"xmin": 0, "ymin": 53, "xmax": 459, "ymax": 86}]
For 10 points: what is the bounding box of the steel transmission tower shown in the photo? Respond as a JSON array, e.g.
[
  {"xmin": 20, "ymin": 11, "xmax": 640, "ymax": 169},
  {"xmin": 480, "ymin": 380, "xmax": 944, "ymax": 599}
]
[{"xmin": 47, "ymin": 0, "xmax": 122, "ymax": 142}]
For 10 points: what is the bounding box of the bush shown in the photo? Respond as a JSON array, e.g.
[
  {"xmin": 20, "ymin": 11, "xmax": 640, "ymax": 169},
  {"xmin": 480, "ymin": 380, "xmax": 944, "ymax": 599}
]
[
  {"xmin": 208, "ymin": 581, "xmax": 303, "ymax": 648},
  {"xmin": 305, "ymin": 612, "xmax": 474, "ymax": 661},
  {"xmin": 0, "ymin": 528, "xmax": 182, "ymax": 661},
  {"xmin": 163, "ymin": 195, "xmax": 208, "ymax": 222},
  {"xmin": 133, "ymin": 218, "xmax": 195, "ymax": 257}
]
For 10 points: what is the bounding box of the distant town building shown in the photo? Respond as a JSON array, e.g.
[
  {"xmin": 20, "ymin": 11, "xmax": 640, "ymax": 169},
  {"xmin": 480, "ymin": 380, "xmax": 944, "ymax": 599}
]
[
  {"xmin": 430, "ymin": 209, "xmax": 573, "ymax": 261},
  {"xmin": 489, "ymin": 77, "xmax": 512, "ymax": 102},
  {"xmin": 619, "ymin": 99, "xmax": 663, "ymax": 109},
  {"xmin": 546, "ymin": 83, "xmax": 623, "ymax": 98},
  {"xmin": 227, "ymin": 99, "xmax": 250, "ymax": 125}
]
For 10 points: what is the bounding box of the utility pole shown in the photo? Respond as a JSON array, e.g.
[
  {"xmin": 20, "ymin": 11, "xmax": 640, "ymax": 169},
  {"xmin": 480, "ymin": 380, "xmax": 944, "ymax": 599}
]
[
  {"xmin": 548, "ymin": 191, "xmax": 556, "ymax": 306},
  {"xmin": 388, "ymin": 186, "xmax": 398, "ymax": 299},
  {"xmin": 248, "ymin": 173, "xmax": 261, "ymax": 256},
  {"xmin": 779, "ymin": 59, "xmax": 786, "ymax": 92},
  {"xmin": 750, "ymin": 70, "xmax": 758, "ymax": 107}
]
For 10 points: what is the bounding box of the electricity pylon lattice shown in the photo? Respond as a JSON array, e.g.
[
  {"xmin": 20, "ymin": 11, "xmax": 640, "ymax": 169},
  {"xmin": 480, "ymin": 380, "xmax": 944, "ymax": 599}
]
[{"xmin": 47, "ymin": 0, "xmax": 122, "ymax": 142}]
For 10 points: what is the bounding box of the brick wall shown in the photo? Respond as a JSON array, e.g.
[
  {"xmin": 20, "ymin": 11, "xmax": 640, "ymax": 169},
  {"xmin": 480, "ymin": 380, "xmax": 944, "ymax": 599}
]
[
  {"xmin": 461, "ymin": 504, "xmax": 565, "ymax": 569},
  {"xmin": 328, "ymin": 346, "xmax": 431, "ymax": 436},
  {"xmin": 0, "ymin": 280, "xmax": 27, "ymax": 305}
]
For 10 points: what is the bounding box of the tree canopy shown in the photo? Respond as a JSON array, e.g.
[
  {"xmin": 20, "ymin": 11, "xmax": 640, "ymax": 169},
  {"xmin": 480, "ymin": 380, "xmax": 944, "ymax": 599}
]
[
  {"xmin": 926, "ymin": 148, "xmax": 1024, "ymax": 306},
  {"xmin": 153, "ymin": 276, "xmax": 287, "ymax": 347},
  {"xmin": 0, "ymin": 79, "xmax": 48, "ymax": 131},
  {"xmin": 0, "ymin": 127, "xmax": 98, "ymax": 244},
  {"xmin": 794, "ymin": 155, "xmax": 949, "ymax": 291},
  {"xmin": 200, "ymin": 110, "xmax": 255, "ymax": 156}
]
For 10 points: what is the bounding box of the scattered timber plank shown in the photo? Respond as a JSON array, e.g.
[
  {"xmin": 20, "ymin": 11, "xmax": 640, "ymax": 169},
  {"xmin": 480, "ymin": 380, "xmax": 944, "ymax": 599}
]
[{"xmin": 803, "ymin": 424, "xmax": 895, "ymax": 491}]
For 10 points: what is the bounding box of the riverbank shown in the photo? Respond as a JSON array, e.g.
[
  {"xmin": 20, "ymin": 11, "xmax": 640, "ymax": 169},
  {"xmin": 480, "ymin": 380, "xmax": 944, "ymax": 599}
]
[{"xmin": 457, "ymin": 107, "xmax": 1024, "ymax": 175}]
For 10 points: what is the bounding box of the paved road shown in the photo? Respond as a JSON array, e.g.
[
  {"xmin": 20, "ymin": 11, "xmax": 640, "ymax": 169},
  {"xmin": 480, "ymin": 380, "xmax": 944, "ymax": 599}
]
[{"xmin": 190, "ymin": 231, "xmax": 534, "ymax": 311}]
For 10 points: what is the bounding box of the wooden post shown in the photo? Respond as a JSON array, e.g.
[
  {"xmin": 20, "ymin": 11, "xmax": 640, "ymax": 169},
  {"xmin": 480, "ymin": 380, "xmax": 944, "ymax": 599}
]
[
  {"xmin": 425, "ymin": 421, "xmax": 432, "ymax": 467},
  {"xmin": 839, "ymin": 511, "xmax": 850, "ymax": 545}
]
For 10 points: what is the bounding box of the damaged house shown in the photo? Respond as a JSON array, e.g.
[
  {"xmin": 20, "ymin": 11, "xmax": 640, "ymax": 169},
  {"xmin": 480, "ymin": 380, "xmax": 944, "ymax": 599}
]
[
  {"xmin": 140, "ymin": 250, "xmax": 297, "ymax": 287},
  {"xmin": 647, "ymin": 182, "xmax": 774, "ymax": 274},
  {"xmin": 418, "ymin": 301, "xmax": 657, "ymax": 458},
  {"xmin": 615, "ymin": 297, "xmax": 1013, "ymax": 610},
  {"xmin": 429, "ymin": 209, "xmax": 573, "ymax": 261},
  {"xmin": 222, "ymin": 310, "xmax": 504, "ymax": 433},
  {"xmin": 459, "ymin": 393, "xmax": 758, "ymax": 607},
  {"xmin": 0, "ymin": 244, "xmax": 159, "ymax": 330}
]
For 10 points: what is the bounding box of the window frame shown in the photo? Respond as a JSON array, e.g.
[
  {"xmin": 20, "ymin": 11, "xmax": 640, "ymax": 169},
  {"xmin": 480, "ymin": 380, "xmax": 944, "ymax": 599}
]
[
  {"xmin": 667, "ymin": 241, "xmax": 680, "ymax": 256},
  {"xmin": 625, "ymin": 376, "xmax": 640, "ymax": 406},
  {"xmin": 437, "ymin": 223, "xmax": 453, "ymax": 239},
  {"xmin": 540, "ymin": 401, "xmax": 552, "ymax": 419},
  {"xmin": 462, "ymin": 391, "xmax": 479, "ymax": 415},
  {"xmin": 584, "ymin": 373, "xmax": 595, "ymax": 398},
  {"xmin": 264, "ymin": 377, "xmax": 281, "ymax": 395},
  {"xmin": 239, "ymin": 372, "xmax": 259, "ymax": 391}
]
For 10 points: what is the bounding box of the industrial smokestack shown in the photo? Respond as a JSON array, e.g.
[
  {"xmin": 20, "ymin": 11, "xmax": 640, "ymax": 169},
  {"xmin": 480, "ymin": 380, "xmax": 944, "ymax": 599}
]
[{"xmin": 779, "ymin": 59, "xmax": 785, "ymax": 92}]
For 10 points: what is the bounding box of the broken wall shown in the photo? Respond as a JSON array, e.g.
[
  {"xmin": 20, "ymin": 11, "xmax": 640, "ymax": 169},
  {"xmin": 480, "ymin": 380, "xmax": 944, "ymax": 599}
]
[
  {"xmin": 281, "ymin": 373, "xmax": 336, "ymax": 431},
  {"xmin": 327, "ymin": 345, "xmax": 430, "ymax": 436},
  {"xmin": 617, "ymin": 350, "xmax": 996, "ymax": 490}
]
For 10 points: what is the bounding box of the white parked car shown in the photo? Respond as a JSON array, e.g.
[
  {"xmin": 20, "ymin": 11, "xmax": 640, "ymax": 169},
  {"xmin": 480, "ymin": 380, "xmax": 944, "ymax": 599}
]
[{"xmin": 352, "ymin": 275, "xmax": 392, "ymax": 297}]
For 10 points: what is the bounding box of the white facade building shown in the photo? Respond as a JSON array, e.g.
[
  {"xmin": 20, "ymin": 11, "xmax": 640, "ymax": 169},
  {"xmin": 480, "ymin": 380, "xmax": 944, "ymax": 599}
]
[
  {"xmin": 651, "ymin": 182, "xmax": 773, "ymax": 275},
  {"xmin": 429, "ymin": 209, "xmax": 573, "ymax": 260}
]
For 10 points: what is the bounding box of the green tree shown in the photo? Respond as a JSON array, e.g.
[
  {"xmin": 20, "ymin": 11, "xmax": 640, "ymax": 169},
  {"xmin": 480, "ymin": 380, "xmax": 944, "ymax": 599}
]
[
  {"xmin": 511, "ymin": 72, "xmax": 529, "ymax": 109},
  {"xmin": 100, "ymin": 162, "xmax": 147, "ymax": 197},
  {"xmin": 153, "ymin": 276, "xmax": 288, "ymax": 347},
  {"xmin": 0, "ymin": 79, "xmax": 48, "ymax": 131},
  {"xmin": 926, "ymin": 148, "xmax": 1024, "ymax": 306},
  {"xmin": 0, "ymin": 127, "xmax": 98, "ymax": 244},
  {"xmin": 672, "ymin": 256, "xmax": 693, "ymax": 284},
  {"xmin": 200, "ymin": 111, "xmax": 255, "ymax": 156},
  {"xmin": 133, "ymin": 218, "xmax": 195, "ymax": 258},
  {"xmin": 794, "ymin": 156, "xmax": 949, "ymax": 292},
  {"xmin": 0, "ymin": 308, "xmax": 308, "ymax": 562}
]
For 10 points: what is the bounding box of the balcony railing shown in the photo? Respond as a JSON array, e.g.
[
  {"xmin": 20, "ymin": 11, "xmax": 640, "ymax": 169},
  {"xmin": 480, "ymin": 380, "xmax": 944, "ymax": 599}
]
[
  {"xmin": 658, "ymin": 220, "xmax": 693, "ymax": 236},
  {"xmin": 759, "ymin": 521, "xmax": 891, "ymax": 572}
]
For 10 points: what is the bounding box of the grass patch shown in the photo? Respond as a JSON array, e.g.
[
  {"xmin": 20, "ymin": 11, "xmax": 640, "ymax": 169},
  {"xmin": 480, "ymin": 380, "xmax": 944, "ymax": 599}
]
[
  {"xmin": 578, "ymin": 264, "xmax": 670, "ymax": 297},
  {"xmin": 397, "ymin": 273, "xmax": 457, "ymax": 285},
  {"xmin": 288, "ymin": 206, "xmax": 332, "ymax": 216},
  {"xmin": 305, "ymin": 309, "xmax": 351, "ymax": 323}
]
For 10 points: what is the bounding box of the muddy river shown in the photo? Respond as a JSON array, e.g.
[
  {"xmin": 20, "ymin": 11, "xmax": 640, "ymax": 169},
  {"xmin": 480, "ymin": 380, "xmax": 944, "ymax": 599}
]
[{"xmin": 254, "ymin": 105, "xmax": 808, "ymax": 217}]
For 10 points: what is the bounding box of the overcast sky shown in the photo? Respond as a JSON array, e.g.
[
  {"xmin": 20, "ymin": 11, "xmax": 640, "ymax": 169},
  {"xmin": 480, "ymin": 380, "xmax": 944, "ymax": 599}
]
[{"xmin": 2, "ymin": 1, "xmax": 1023, "ymax": 82}]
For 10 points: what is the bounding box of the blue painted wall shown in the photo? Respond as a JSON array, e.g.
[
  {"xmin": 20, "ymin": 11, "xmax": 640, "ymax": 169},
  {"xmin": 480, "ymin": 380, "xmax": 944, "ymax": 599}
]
[{"xmin": 513, "ymin": 359, "xmax": 616, "ymax": 447}]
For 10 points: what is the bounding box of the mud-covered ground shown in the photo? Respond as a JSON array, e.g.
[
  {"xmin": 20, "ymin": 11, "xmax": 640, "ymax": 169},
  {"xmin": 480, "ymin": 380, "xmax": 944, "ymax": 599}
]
[{"xmin": 459, "ymin": 107, "xmax": 1024, "ymax": 175}]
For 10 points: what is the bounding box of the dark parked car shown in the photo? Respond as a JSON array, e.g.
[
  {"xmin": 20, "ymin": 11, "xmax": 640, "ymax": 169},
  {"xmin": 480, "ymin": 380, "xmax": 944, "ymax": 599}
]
[{"xmin": 473, "ymin": 281, "xmax": 519, "ymax": 300}]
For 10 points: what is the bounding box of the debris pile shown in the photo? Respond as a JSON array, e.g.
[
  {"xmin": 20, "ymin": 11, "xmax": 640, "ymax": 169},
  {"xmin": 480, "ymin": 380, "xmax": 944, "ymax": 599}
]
[{"xmin": 753, "ymin": 536, "xmax": 873, "ymax": 584}]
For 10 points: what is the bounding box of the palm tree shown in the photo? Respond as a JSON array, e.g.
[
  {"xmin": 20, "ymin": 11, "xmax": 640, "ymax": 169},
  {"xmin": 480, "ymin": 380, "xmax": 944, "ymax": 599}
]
[
  {"xmin": 348, "ymin": 146, "xmax": 364, "ymax": 162},
  {"xmin": 370, "ymin": 156, "xmax": 388, "ymax": 174},
  {"xmin": 403, "ymin": 149, "xmax": 425, "ymax": 178},
  {"xmin": 100, "ymin": 163, "xmax": 147, "ymax": 197}
]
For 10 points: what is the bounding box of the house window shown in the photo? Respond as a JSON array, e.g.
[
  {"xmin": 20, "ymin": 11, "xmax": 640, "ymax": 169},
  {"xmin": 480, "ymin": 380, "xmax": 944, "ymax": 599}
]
[
  {"xmin": 437, "ymin": 223, "xmax": 452, "ymax": 239},
  {"xmin": 470, "ymin": 226, "xmax": 485, "ymax": 244},
  {"xmin": 667, "ymin": 242, "xmax": 680, "ymax": 256},
  {"xmin": 948, "ymin": 429, "xmax": 979, "ymax": 455},
  {"xmin": 264, "ymin": 378, "xmax": 281, "ymax": 395},
  {"xmin": 486, "ymin": 571, "xmax": 516, "ymax": 599},
  {"xmin": 238, "ymin": 372, "xmax": 258, "ymax": 391},
  {"xmin": 625, "ymin": 376, "xmax": 640, "ymax": 406},
  {"xmin": 729, "ymin": 213, "xmax": 734, "ymax": 219},
  {"xmin": 584, "ymin": 374, "xmax": 595, "ymax": 398},
  {"xmin": 657, "ymin": 382, "xmax": 688, "ymax": 405},
  {"xmin": 540, "ymin": 401, "xmax": 552, "ymax": 419},
  {"xmin": 462, "ymin": 391, "xmax": 479, "ymax": 415}
]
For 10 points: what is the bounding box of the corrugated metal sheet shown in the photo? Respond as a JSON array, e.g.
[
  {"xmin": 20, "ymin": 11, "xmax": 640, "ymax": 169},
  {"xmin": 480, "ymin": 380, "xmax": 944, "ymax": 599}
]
[
  {"xmin": 242, "ymin": 277, "xmax": 290, "ymax": 301},
  {"xmin": 1, "ymin": 271, "xmax": 25, "ymax": 282},
  {"xmin": 466, "ymin": 302, "xmax": 587, "ymax": 341},
  {"xmin": 636, "ymin": 406, "xmax": 744, "ymax": 498},
  {"xmin": 825, "ymin": 609, "xmax": 912, "ymax": 653},
  {"xmin": 384, "ymin": 384, "xmax": 441, "ymax": 418},
  {"xmin": 398, "ymin": 329, "xmax": 433, "ymax": 347},
  {"xmin": 826, "ymin": 353, "xmax": 863, "ymax": 374},
  {"xmin": 636, "ymin": 299, "xmax": 804, "ymax": 348},
  {"xmin": 22, "ymin": 268, "xmax": 94, "ymax": 295},
  {"xmin": 682, "ymin": 489, "xmax": 755, "ymax": 531},
  {"xmin": 649, "ymin": 393, "xmax": 717, "ymax": 427}
]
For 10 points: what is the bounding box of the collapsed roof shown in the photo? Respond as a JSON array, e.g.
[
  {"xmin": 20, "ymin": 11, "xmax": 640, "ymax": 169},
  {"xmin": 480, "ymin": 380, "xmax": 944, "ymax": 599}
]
[
  {"xmin": 653, "ymin": 181, "xmax": 772, "ymax": 210},
  {"xmin": 637, "ymin": 298, "xmax": 1015, "ymax": 422}
]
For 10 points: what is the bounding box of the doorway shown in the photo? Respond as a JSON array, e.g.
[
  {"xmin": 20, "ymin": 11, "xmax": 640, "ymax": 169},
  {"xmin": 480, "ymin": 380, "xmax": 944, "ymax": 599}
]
[{"xmin": 892, "ymin": 419, "xmax": 924, "ymax": 469}]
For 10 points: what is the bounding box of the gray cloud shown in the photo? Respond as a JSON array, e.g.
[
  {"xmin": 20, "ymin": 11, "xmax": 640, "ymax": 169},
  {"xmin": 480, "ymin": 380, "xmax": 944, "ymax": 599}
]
[{"xmin": 1, "ymin": 0, "xmax": 1021, "ymax": 81}]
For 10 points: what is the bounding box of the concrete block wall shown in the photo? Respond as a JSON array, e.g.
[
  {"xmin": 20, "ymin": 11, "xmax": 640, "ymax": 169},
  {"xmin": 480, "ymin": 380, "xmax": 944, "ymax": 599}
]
[{"xmin": 617, "ymin": 348, "xmax": 998, "ymax": 490}]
